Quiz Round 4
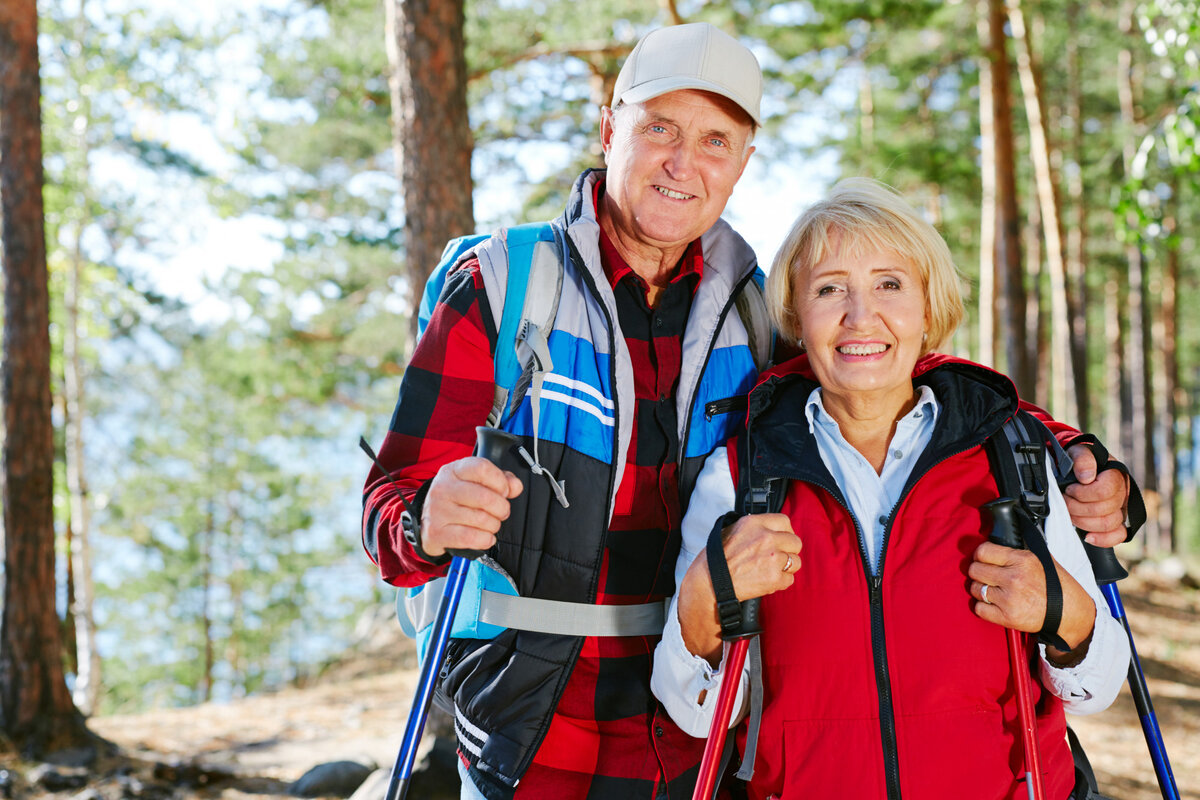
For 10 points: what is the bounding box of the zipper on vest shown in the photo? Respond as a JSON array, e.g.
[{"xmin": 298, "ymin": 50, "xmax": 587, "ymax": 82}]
[
  {"xmin": 677, "ymin": 269, "xmax": 758, "ymax": 470},
  {"xmin": 804, "ymin": 473, "xmax": 904, "ymax": 800},
  {"xmin": 705, "ymin": 394, "xmax": 747, "ymax": 421},
  {"xmin": 867, "ymin": 439, "xmax": 986, "ymax": 800},
  {"xmin": 867, "ymin": 570, "xmax": 903, "ymax": 800},
  {"xmin": 765, "ymin": 400, "xmax": 1005, "ymax": 800}
]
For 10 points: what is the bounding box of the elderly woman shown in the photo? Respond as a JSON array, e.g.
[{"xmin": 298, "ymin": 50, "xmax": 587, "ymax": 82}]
[{"xmin": 652, "ymin": 179, "xmax": 1128, "ymax": 800}]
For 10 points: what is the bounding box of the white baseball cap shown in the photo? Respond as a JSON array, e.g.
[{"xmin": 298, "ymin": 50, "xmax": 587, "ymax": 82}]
[{"xmin": 612, "ymin": 22, "xmax": 763, "ymax": 127}]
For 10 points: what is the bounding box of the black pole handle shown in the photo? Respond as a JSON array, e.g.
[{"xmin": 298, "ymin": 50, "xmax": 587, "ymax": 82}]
[
  {"xmin": 735, "ymin": 597, "xmax": 763, "ymax": 640},
  {"xmin": 444, "ymin": 427, "xmax": 522, "ymax": 560},
  {"xmin": 1056, "ymin": 471, "xmax": 1130, "ymax": 586},
  {"xmin": 475, "ymin": 426, "xmax": 521, "ymax": 466},
  {"xmin": 983, "ymin": 497, "xmax": 1023, "ymax": 550},
  {"xmin": 1080, "ymin": 539, "xmax": 1129, "ymax": 585}
]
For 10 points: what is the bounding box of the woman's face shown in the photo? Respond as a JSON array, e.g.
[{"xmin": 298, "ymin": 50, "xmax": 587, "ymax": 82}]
[{"xmin": 794, "ymin": 245, "xmax": 928, "ymax": 409}]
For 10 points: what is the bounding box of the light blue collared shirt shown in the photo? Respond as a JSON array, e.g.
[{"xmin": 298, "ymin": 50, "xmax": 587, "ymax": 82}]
[{"xmin": 806, "ymin": 384, "xmax": 940, "ymax": 575}]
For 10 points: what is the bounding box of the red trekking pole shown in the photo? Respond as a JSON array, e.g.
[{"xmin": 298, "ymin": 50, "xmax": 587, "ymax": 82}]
[
  {"xmin": 984, "ymin": 497, "xmax": 1045, "ymax": 800},
  {"xmin": 692, "ymin": 597, "xmax": 761, "ymax": 800}
]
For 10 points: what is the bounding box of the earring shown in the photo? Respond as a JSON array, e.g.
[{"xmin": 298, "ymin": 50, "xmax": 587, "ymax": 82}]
[{"xmin": 798, "ymin": 338, "xmax": 806, "ymax": 351}]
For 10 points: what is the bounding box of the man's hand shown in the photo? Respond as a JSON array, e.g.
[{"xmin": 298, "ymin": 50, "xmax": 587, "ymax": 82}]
[
  {"xmin": 968, "ymin": 542, "xmax": 1096, "ymax": 653},
  {"xmin": 1063, "ymin": 444, "xmax": 1129, "ymax": 548},
  {"xmin": 420, "ymin": 457, "xmax": 524, "ymax": 558}
]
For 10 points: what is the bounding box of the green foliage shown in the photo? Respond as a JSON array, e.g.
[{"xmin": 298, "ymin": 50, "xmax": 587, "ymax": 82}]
[
  {"xmin": 91, "ymin": 318, "xmax": 375, "ymax": 712},
  {"xmin": 25, "ymin": 0, "xmax": 1200, "ymax": 715}
]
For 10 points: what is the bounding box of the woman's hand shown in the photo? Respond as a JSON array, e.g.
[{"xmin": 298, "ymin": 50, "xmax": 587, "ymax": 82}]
[
  {"xmin": 967, "ymin": 542, "xmax": 1097, "ymax": 659},
  {"xmin": 677, "ymin": 513, "xmax": 800, "ymax": 664}
]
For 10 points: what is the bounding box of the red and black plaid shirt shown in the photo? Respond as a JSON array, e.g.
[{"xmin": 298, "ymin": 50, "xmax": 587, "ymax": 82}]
[
  {"xmin": 363, "ymin": 180, "xmax": 709, "ymax": 798},
  {"xmin": 514, "ymin": 188, "xmax": 707, "ymax": 798}
]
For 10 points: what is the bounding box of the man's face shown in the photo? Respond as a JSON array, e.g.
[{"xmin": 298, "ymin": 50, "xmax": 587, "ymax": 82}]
[{"xmin": 600, "ymin": 89, "xmax": 755, "ymax": 254}]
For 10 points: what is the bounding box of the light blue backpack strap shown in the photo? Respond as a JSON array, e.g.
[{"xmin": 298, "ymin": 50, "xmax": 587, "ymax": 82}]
[
  {"xmin": 492, "ymin": 222, "xmax": 559, "ymax": 423},
  {"xmin": 734, "ymin": 269, "xmax": 773, "ymax": 372},
  {"xmin": 501, "ymin": 223, "xmax": 568, "ymax": 506}
]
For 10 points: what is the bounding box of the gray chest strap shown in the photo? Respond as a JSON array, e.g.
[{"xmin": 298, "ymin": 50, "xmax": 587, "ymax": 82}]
[
  {"xmin": 402, "ymin": 583, "xmax": 668, "ymax": 638},
  {"xmin": 478, "ymin": 593, "xmax": 668, "ymax": 638}
]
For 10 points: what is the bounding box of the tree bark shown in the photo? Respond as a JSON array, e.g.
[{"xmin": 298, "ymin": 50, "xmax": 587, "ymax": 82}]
[
  {"xmin": 64, "ymin": 228, "xmax": 101, "ymax": 716},
  {"xmin": 1008, "ymin": 0, "xmax": 1076, "ymax": 424},
  {"xmin": 385, "ymin": 0, "xmax": 475, "ymax": 346},
  {"xmin": 985, "ymin": 0, "xmax": 1032, "ymax": 396},
  {"xmin": 0, "ymin": 0, "xmax": 92, "ymax": 755},
  {"xmin": 62, "ymin": 0, "xmax": 101, "ymax": 719},
  {"xmin": 1117, "ymin": 6, "xmax": 1155, "ymax": 548},
  {"xmin": 1158, "ymin": 177, "xmax": 1178, "ymax": 552},
  {"xmin": 1064, "ymin": 1, "xmax": 1090, "ymax": 431},
  {"xmin": 976, "ymin": 4, "xmax": 997, "ymax": 368}
]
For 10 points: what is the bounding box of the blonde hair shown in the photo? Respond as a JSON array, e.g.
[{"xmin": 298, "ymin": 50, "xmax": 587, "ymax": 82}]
[{"xmin": 765, "ymin": 178, "xmax": 966, "ymax": 355}]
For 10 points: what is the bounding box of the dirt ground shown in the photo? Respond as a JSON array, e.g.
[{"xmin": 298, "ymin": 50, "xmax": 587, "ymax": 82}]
[{"xmin": 16, "ymin": 567, "xmax": 1200, "ymax": 800}]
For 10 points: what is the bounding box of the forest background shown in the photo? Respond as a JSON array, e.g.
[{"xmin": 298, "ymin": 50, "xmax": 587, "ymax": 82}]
[{"xmin": 1, "ymin": 0, "xmax": 1199, "ymax": 765}]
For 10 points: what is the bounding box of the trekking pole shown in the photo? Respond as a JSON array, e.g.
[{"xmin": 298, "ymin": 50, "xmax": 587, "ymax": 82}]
[
  {"xmin": 371, "ymin": 427, "xmax": 522, "ymax": 800},
  {"xmin": 984, "ymin": 498, "xmax": 1046, "ymax": 800},
  {"xmin": 693, "ymin": 597, "xmax": 761, "ymax": 800},
  {"xmin": 1079, "ymin": 541, "xmax": 1180, "ymax": 800}
]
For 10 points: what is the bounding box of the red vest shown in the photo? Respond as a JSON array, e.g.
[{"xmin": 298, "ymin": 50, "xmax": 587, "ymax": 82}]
[{"xmin": 734, "ymin": 358, "xmax": 1076, "ymax": 800}]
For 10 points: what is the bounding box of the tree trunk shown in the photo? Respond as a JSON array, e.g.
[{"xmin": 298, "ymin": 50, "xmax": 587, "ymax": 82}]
[
  {"xmin": 1008, "ymin": 0, "xmax": 1076, "ymax": 424},
  {"xmin": 201, "ymin": 494, "xmax": 215, "ymax": 703},
  {"xmin": 1159, "ymin": 177, "xmax": 1178, "ymax": 552},
  {"xmin": 1117, "ymin": 7, "xmax": 1155, "ymax": 548},
  {"xmin": 62, "ymin": 0, "xmax": 101, "ymax": 719},
  {"xmin": 1064, "ymin": 2, "xmax": 1090, "ymax": 431},
  {"xmin": 385, "ymin": 0, "xmax": 475, "ymax": 346},
  {"xmin": 0, "ymin": 0, "xmax": 92, "ymax": 755},
  {"xmin": 1025, "ymin": 198, "xmax": 1047, "ymax": 406},
  {"xmin": 65, "ymin": 222, "xmax": 101, "ymax": 716},
  {"xmin": 985, "ymin": 0, "xmax": 1032, "ymax": 396},
  {"xmin": 976, "ymin": 3, "xmax": 997, "ymax": 368}
]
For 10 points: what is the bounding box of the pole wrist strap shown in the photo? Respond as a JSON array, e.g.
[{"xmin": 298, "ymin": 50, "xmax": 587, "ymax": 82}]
[{"xmin": 706, "ymin": 511, "xmax": 743, "ymax": 638}]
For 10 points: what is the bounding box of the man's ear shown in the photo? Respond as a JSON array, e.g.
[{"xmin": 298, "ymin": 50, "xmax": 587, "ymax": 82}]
[
  {"xmin": 737, "ymin": 143, "xmax": 755, "ymax": 180},
  {"xmin": 599, "ymin": 106, "xmax": 616, "ymax": 162}
]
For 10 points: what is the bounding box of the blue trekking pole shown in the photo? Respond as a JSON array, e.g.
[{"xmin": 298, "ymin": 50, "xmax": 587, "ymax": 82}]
[
  {"xmin": 362, "ymin": 427, "xmax": 522, "ymax": 800},
  {"xmin": 1080, "ymin": 541, "xmax": 1180, "ymax": 800},
  {"xmin": 1028, "ymin": 426, "xmax": 1179, "ymax": 799}
]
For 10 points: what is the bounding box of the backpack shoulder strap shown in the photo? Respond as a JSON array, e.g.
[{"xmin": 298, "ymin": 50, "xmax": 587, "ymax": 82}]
[
  {"xmin": 988, "ymin": 411, "xmax": 1052, "ymax": 523},
  {"xmin": 733, "ymin": 273, "xmax": 774, "ymax": 373},
  {"xmin": 734, "ymin": 430, "xmax": 786, "ymax": 516},
  {"xmin": 491, "ymin": 222, "xmax": 562, "ymax": 424},
  {"xmin": 491, "ymin": 221, "xmax": 569, "ymax": 508},
  {"xmin": 985, "ymin": 411, "xmax": 1072, "ymax": 652}
]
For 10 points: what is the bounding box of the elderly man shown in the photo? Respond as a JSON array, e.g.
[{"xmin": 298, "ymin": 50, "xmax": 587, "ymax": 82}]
[{"xmin": 362, "ymin": 22, "xmax": 1132, "ymax": 800}]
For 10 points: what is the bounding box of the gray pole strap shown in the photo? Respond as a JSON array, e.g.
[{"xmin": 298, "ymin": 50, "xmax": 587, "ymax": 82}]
[
  {"xmin": 477, "ymin": 593, "xmax": 668, "ymax": 638},
  {"xmin": 734, "ymin": 636, "xmax": 763, "ymax": 780}
]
